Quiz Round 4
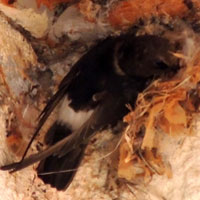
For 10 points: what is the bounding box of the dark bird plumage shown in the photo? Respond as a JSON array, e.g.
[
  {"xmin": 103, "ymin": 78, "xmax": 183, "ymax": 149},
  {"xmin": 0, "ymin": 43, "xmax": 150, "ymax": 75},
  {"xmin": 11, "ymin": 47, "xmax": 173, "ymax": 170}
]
[{"xmin": 1, "ymin": 34, "xmax": 179, "ymax": 190}]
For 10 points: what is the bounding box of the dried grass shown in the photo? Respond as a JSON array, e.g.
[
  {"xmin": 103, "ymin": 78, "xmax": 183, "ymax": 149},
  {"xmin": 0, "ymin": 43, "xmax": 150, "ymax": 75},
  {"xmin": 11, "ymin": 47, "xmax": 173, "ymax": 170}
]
[
  {"xmin": 118, "ymin": 28, "xmax": 200, "ymax": 182},
  {"xmin": 108, "ymin": 0, "xmax": 188, "ymax": 28}
]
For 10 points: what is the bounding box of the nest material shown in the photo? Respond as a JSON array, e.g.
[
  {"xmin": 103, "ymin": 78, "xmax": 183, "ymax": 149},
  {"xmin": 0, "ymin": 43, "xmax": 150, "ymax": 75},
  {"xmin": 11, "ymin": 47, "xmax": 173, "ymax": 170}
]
[{"xmin": 118, "ymin": 28, "xmax": 200, "ymax": 183}]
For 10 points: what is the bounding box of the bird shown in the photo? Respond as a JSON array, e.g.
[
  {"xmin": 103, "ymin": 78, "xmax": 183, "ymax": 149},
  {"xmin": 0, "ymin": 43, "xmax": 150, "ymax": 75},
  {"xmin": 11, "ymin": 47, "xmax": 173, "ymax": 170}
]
[{"xmin": 1, "ymin": 33, "xmax": 179, "ymax": 190}]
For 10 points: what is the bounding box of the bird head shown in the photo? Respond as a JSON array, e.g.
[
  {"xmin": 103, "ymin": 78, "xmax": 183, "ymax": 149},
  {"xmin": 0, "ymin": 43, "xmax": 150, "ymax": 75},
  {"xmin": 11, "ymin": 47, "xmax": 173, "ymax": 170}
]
[{"xmin": 115, "ymin": 35, "xmax": 180, "ymax": 79}]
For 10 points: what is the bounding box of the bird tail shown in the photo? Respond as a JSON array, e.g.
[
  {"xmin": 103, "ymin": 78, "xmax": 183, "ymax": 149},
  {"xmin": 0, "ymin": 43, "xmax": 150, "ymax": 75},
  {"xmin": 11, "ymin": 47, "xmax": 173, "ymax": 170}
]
[
  {"xmin": 36, "ymin": 146, "xmax": 85, "ymax": 190},
  {"xmin": 1, "ymin": 122, "xmax": 86, "ymax": 190},
  {"xmin": 36, "ymin": 122, "xmax": 86, "ymax": 190}
]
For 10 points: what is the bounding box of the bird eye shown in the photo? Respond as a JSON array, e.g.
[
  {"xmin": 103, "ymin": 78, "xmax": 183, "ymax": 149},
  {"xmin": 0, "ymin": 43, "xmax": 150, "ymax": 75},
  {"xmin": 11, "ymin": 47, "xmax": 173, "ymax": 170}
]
[{"xmin": 155, "ymin": 61, "xmax": 169, "ymax": 70}]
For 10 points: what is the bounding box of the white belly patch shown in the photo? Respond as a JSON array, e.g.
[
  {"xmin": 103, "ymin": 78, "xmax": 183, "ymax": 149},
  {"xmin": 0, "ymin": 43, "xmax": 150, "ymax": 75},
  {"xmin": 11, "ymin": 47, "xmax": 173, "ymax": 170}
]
[{"xmin": 57, "ymin": 96, "xmax": 94, "ymax": 131}]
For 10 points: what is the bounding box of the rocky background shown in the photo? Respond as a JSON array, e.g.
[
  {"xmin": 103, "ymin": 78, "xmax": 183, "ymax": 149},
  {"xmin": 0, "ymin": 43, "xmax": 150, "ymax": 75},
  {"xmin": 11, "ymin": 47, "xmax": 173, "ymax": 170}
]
[{"xmin": 0, "ymin": 0, "xmax": 200, "ymax": 199}]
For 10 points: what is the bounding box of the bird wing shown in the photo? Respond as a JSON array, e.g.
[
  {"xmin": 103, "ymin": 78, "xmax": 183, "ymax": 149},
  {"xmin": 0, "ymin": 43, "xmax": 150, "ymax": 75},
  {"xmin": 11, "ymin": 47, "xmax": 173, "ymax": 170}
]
[
  {"xmin": 21, "ymin": 65, "xmax": 81, "ymax": 161},
  {"xmin": 21, "ymin": 37, "xmax": 117, "ymax": 161},
  {"xmin": 1, "ymin": 91, "xmax": 129, "ymax": 172}
]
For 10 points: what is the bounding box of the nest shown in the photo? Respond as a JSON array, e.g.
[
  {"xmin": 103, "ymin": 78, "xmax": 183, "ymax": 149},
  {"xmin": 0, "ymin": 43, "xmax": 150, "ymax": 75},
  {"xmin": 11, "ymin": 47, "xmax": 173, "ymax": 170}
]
[{"xmin": 118, "ymin": 28, "xmax": 200, "ymax": 183}]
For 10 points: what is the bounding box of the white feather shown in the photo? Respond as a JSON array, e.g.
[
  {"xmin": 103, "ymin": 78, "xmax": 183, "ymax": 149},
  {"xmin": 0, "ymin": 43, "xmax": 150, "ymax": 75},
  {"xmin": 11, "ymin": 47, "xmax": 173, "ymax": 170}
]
[{"xmin": 58, "ymin": 96, "xmax": 94, "ymax": 131}]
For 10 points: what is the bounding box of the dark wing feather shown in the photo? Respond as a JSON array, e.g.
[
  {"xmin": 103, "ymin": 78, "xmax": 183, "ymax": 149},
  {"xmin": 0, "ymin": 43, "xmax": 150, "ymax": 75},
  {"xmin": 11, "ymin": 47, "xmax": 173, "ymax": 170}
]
[
  {"xmin": 1, "ymin": 91, "xmax": 130, "ymax": 172},
  {"xmin": 1, "ymin": 130, "xmax": 77, "ymax": 172},
  {"xmin": 21, "ymin": 37, "xmax": 117, "ymax": 161},
  {"xmin": 21, "ymin": 67, "xmax": 81, "ymax": 161},
  {"xmin": 21, "ymin": 87, "xmax": 66, "ymax": 161}
]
